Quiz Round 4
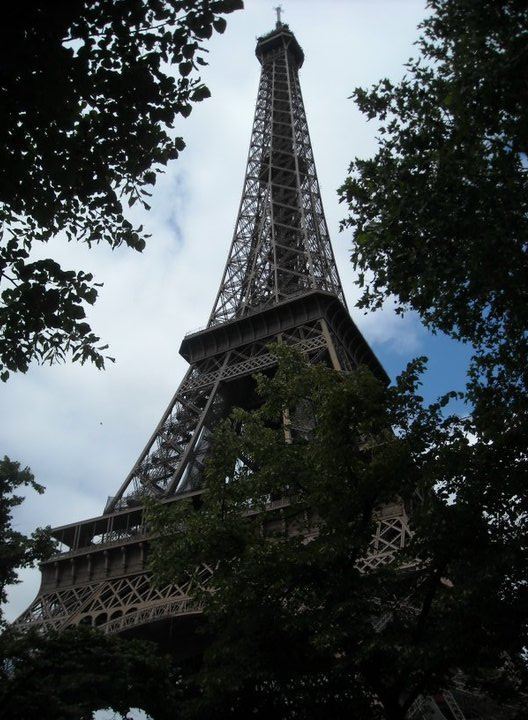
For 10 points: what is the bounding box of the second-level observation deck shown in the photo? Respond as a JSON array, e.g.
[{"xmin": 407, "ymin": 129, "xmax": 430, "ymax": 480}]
[{"xmin": 43, "ymin": 491, "xmax": 298, "ymax": 560}]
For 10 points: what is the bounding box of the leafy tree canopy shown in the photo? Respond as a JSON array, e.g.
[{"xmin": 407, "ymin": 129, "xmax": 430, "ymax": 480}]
[
  {"xmin": 0, "ymin": 456, "xmax": 55, "ymax": 625},
  {"xmin": 149, "ymin": 348, "xmax": 527, "ymax": 720},
  {"xmin": 339, "ymin": 0, "xmax": 527, "ymax": 412},
  {"xmin": 0, "ymin": 625, "xmax": 183, "ymax": 720},
  {"xmin": 0, "ymin": 0, "xmax": 242, "ymax": 380}
]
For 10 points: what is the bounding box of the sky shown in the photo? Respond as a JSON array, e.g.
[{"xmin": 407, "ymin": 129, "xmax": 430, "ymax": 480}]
[{"xmin": 3, "ymin": 0, "xmax": 472, "ymax": 626}]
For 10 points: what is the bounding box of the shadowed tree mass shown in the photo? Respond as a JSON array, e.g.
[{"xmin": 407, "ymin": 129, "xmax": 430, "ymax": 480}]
[
  {"xmin": 149, "ymin": 348, "xmax": 527, "ymax": 720},
  {"xmin": 340, "ymin": 0, "xmax": 527, "ymax": 416}
]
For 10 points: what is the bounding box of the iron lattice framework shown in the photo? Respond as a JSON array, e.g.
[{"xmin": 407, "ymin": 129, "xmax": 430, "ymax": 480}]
[
  {"xmin": 208, "ymin": 26, "xmax": 346, "ymax": 324},
  {"xmin": 103, "ymin": 24, "xmax": 377, "ymax": 513},
  {"xmin": 16, "ymin": 21, "xmax": 408, "ymax": 646}
]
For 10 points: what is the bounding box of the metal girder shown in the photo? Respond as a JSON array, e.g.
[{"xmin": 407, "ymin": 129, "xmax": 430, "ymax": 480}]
[
  {"xmin": 16, "ymin": 565, "xmax": 214, "ymax": 633},
  {"xmin": 355, "ymin": 504, "xmax": 413, "ymax": 573}
]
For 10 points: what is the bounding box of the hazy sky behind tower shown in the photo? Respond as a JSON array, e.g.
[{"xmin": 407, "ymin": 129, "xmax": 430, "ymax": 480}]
[{"xmin": 3, "ymin": 0, "xmax": 471, "ymax": 620}]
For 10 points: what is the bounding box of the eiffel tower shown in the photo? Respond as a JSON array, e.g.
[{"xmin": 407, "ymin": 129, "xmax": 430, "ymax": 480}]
[{"xmin": 15, "ymin": 17, "xmax": 412, "ymax": 647}]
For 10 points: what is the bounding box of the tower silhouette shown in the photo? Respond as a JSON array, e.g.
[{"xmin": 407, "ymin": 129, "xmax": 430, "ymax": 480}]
[{"xmin": 16, "ymin": 19, "xmax": 411, "ymax": 641}]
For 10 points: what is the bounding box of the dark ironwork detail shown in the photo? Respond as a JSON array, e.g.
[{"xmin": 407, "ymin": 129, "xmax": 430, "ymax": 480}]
[
  {"xmin": 15, "ymin": 23, "xmax": 404, "ymax": 643},
  {"xmin": 208, "ymin": 26, "xmax": 346, "ymax": 326}
]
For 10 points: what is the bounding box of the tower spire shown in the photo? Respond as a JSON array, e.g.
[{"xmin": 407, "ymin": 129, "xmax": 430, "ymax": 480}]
[
  {"xmin": 274, "ymin": 5, "xmax": 283, "ymax": 28},
  {"xmin": 208, "ymin": 21, "xmax": 346, "ymax": 327}
]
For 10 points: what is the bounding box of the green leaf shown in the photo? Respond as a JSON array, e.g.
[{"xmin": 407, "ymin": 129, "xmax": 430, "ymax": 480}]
[
  {"xmin": 179, "ymin": 61, "xmax": 193, "ymax": 77},
  {"xmin": 213, "ymin": 17, "xmax": 227, "ymax": 34}
]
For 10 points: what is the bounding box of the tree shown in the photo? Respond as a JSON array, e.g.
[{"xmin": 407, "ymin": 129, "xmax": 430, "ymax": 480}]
[
  {"xmin": 0, "ymin": 625, "xmax": 183, "ymax": 720},
  {"xmin": 0, "ymin": 0, "xmax": 242, "ymax": 380},
  {"xmin": 0, "ymin": 456, "xmax": 55, "ymax": 624},
  {"xmin": 0, "ymin": 456, "xmax": 183, "ymax": 719},
  {"xmin": 339, "ymin": 0, "xmax": 527, "ymax": 414},
  {"xmin": 149, "ymin": 348, "xmax": 527, "ymax": 720},
  {"xmin": 338, "ymin": 6, "xmax": 528, "ymax": 694}
]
